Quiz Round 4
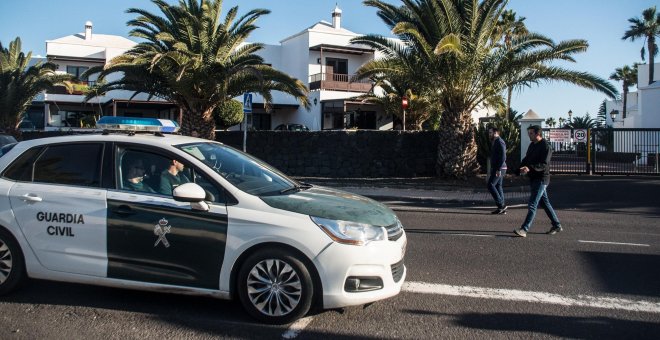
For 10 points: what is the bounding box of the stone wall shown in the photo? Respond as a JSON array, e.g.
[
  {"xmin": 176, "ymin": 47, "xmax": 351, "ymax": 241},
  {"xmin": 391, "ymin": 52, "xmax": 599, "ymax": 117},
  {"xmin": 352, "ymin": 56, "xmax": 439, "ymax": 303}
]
[
  {"xmin": 20, "ymin": 130, "xmax": 440, "ymax": 177},
  {"xmin": 215, "ymin": 131, "xmax": 439, "ymax": 177}
]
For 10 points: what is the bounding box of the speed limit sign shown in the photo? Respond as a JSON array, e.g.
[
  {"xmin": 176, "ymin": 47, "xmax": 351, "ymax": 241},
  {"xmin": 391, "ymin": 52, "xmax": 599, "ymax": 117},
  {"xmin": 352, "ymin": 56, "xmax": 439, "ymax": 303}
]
[{"xmin": 574, "ymin": 129, "xmax": 587, "ymax": 143}]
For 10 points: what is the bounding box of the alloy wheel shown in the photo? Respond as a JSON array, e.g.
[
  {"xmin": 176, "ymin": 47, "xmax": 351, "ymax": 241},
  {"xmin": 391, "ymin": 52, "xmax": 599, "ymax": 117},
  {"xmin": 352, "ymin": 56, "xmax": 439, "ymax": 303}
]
[
  {"xmin": 0, "ymin": 240, "xmax": 13, "ymax": 285},
  {"xmin": 246, "ymin": 259, "xmax": 302, "ymax": 317}
]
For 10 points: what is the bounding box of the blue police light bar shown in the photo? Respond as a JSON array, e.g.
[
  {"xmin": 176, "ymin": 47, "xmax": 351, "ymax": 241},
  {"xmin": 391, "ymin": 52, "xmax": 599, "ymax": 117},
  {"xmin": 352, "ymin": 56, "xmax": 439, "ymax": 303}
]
[{"xmin": 96, "ymin": 117, "xmax": 180, "ymax": 133}]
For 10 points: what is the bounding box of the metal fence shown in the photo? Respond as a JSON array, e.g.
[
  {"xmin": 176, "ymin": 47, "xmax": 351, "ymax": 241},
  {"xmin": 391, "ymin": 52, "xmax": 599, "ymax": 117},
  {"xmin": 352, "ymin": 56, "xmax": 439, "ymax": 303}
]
[{"xmin": 541, "ymin": 128, "xmax": 660, "ymax": 176}]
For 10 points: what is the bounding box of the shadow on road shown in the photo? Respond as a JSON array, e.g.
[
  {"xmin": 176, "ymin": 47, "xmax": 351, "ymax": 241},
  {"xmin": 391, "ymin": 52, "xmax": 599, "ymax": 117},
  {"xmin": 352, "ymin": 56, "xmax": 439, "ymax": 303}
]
[
  {"xmin": 405, "ymin": 310, "xmax": 660, "ymax": 339},
  {"xmin": 580, "ymin": 252, "xmax": 660, "ymax": 298}
]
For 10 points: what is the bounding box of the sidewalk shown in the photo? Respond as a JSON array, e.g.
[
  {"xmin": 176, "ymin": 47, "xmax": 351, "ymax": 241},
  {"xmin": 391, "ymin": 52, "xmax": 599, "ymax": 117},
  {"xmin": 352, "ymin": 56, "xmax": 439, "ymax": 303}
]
[{"xmin": 295, "ymin": 176, "xmax": 530, "ymax": 206}]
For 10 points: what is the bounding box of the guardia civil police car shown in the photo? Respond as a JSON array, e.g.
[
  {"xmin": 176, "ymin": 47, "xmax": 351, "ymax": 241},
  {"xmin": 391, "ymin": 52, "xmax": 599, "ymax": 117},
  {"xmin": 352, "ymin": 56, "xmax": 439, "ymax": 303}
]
[{"xmin": 0, "ymin": 117, "xmax": 406, "ymax": 324}]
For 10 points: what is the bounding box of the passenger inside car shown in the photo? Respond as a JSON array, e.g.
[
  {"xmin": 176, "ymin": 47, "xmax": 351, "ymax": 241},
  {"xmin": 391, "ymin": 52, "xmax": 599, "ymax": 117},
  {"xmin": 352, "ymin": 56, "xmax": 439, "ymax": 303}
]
[{"xmin": 123, "ymin": 162, "xmax": 156, "ymax": 193}]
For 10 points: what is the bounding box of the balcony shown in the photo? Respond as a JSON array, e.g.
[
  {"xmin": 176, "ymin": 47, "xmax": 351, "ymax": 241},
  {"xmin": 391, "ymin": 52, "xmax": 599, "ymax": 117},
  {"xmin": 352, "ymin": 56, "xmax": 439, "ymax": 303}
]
[
  {"xmin": 309, "ymin": 73, "xmax": 372, "ymax": 93},
  {"xmin": 49, "ymin": 80, "xmax": 97, "ymax": 95}
]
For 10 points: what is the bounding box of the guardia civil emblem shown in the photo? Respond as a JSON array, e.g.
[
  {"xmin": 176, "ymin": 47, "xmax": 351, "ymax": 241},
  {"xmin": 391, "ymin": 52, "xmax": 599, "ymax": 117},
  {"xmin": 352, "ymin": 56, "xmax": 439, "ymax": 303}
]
[{"xmin": 154, "ymin": 218, "xmax": 172, "ymax": 248}]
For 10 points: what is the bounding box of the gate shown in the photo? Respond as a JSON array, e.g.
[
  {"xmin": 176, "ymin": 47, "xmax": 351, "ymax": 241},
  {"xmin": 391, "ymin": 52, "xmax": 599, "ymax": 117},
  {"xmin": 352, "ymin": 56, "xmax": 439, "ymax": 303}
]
[
  {"xmin": 591, "ymin": 128, "xmax": 660, "ymax": 175},
  {"xmin": 541, "ymin": 128, "xmax": 660, "ymax": 175},
  {"xmin": 542, "ymin": 129, "xmax": 588, "ymax": 174}
]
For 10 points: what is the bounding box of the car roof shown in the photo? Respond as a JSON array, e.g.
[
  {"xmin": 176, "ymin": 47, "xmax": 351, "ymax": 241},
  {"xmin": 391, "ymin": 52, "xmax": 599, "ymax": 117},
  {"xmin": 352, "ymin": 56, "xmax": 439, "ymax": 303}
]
[{"xmin": 16, "ymin": 133, "xmax": 214, "ymax": 149}]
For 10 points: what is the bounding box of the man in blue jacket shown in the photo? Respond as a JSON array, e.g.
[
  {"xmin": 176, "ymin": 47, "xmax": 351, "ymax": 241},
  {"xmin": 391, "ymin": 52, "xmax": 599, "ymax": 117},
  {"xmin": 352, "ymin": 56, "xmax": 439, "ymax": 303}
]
[
  {"xmin": 488, "ymin": 127, "xmax": 508, "ymax": 214},
  {"xmin": 514, "ymin": 125, "xmax": 562, "ymax": 237}
]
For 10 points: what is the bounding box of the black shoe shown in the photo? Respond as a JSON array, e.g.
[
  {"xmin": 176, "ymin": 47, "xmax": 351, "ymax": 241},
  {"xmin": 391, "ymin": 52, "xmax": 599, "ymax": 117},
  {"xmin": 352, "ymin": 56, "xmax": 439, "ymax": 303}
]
[
  {"xmin": 498, "ymin": 206, "xmax": 508, "ymax": 214},
  {"xmin": 547, "ymin": 225, "xmax": 563, "ymax": 235},
  {"xmin": 491, "ymin": 208, "xmax": 501, "ymax": 214}
]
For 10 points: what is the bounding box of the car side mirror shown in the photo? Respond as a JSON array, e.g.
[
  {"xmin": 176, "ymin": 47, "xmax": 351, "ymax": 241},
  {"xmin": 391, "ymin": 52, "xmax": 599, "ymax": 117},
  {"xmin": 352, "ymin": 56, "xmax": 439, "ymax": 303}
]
[{"xmin": 172, "ymin": 183, "xmax": 209, "ymax": 211}]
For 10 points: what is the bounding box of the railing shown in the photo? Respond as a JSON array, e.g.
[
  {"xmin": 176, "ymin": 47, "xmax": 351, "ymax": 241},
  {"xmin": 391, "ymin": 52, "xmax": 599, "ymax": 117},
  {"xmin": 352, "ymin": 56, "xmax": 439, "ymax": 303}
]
[
  {"xmin": 309, "ymin": 73, "xmax": 372, "ymax": 92},
  {"xmin": 541, "ymin": 128, "xmax": 660, "ymax": 175}
]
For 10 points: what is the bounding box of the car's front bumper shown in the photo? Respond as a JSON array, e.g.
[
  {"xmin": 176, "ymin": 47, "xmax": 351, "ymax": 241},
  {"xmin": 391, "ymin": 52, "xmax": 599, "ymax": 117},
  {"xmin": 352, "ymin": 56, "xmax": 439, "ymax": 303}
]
[{"xmin": 314, "ymin": 231, "xmax": 407, "ymax": 309}]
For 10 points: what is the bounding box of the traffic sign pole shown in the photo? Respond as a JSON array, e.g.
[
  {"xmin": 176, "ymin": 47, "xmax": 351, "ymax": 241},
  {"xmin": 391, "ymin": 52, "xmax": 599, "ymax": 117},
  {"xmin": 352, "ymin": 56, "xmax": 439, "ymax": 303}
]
[{"xmin": 243, "ymin": 93, "xmax": 253, "ymax": 152}]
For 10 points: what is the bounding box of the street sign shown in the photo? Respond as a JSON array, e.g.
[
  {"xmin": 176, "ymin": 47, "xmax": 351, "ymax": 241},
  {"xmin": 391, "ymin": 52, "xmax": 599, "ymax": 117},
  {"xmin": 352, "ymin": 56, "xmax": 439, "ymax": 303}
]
[
  {"xmin": 548, "ymin": 129, "xmax": 571, "ymax": 143},
  {"xmin": 574, "ymin": 129, "xmax": 587, "ymax": 143},
  {"xmin": 243, "ymin": 93, "xmax": 253, "ymax": 113}
]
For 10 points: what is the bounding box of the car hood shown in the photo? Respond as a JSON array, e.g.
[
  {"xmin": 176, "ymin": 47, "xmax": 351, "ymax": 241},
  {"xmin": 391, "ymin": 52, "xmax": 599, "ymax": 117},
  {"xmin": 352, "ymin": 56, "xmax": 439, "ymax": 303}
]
[{"xmin": 260, "ymin": 186, "xmax": 397, "ymax": 227}]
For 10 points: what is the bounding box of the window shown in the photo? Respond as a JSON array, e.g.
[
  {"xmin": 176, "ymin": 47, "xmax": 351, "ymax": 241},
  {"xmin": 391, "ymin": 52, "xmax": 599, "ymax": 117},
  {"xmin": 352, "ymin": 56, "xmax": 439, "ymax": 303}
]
[
  {"xmin": 2, "ymin": 147, "xmax": 43, "ymax": 181},
  {"xmin": 326, "ymin": 58, "xmax": 348, "ymax": 75},
  {"xmin": 49, "ymin": 110, "xmax": 98, "ymax": 128},
  {"xmin": 66, "ymin": 66, "xmax": 89, "ymax": 80},
  {"xmin": 33, "ymin": 144, "xmax": 103, "ymax": 187},
  {"xmin": 116, "ymin": 147, "xmax": 224, "ymax": 202}
]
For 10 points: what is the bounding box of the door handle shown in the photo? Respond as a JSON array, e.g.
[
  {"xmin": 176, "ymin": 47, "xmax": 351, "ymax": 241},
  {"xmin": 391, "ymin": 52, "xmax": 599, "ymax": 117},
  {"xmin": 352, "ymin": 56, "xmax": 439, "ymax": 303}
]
[
  {"xmin": 113, "ymin": 205, "xmax": 135, "ymax": 216},
  {"xmin": 21, "ymin": 194, "xmax": 42, "ymax": 202}
]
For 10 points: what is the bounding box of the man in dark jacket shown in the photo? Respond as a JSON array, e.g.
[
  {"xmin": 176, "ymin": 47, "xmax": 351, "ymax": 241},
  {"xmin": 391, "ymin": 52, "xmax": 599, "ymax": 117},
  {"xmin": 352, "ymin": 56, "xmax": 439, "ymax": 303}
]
[
  {"xmin": 514, "ymin": 125, "xmax": 562, "ymax": 237},
  {"xmin": 487, "ymin": 127, "xmax": 508, "ymax": 214}
]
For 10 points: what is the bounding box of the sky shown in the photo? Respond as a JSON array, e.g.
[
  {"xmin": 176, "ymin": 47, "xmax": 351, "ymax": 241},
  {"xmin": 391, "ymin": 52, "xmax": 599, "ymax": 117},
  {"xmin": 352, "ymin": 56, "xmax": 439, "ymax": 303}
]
[{"xmin": 0, "ymin": 0, "xmax": 657, "ymax": 122}]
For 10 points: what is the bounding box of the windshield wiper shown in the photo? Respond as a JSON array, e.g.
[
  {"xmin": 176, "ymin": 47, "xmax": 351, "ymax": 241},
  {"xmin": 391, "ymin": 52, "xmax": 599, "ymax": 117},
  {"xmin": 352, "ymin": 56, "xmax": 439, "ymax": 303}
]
[{"xmin": 279, "ymin": 183, "xmax": 313, "ymax": 195}]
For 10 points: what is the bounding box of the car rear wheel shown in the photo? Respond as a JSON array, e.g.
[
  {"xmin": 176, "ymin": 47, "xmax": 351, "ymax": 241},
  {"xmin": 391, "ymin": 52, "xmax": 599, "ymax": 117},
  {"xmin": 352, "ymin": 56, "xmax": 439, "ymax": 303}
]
[
  {"xmin": 0, "ymin": 228, "xmax": 25, "ymax": 295},
  {"xmin": 237, "ymin": 248, "xmax": 313, "ymax": 324}
]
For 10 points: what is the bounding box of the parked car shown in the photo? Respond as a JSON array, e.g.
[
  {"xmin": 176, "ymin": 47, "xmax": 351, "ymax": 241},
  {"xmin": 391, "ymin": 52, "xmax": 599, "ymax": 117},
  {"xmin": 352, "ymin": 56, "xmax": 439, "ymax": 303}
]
[
  {"xmin": 0, "ymin": 117, "xmax": 406, "ymax": 324},
  {"xmin": 274, "ymin": 123, "xmax": 310, "ymax": 131}
]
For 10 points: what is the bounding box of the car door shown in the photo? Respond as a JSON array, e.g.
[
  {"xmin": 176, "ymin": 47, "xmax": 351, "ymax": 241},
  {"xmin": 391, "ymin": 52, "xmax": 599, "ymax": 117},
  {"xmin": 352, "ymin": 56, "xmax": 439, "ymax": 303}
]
[
  {"xmin": 106, "ymin": 145, "xmax": 228, "ymax": 290},
  {"xmin": 7, "ymin": 142, "xmax": 108, "ymax": 277}
]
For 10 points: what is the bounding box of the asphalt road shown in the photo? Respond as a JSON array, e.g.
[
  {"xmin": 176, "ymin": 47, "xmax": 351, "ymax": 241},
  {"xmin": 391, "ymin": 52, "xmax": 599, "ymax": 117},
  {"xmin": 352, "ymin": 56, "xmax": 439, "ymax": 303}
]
[{"xmin": 1, "ymin": 177, "xmax": 659, "ymax": 339}]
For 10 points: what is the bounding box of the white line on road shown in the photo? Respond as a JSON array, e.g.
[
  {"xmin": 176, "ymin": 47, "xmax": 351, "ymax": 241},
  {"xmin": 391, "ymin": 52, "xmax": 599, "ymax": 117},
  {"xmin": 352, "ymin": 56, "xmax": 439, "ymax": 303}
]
[
  {"xmin": 403, "ymin": 281, "xmax": 660, "ymax": 314},
  {"xmin": 578, "ymin": 240, "xmax": 650, "ymax": 247},
  {"xmin": 281, "ymin": 316, "xmax": 314, "ymax": 339}
]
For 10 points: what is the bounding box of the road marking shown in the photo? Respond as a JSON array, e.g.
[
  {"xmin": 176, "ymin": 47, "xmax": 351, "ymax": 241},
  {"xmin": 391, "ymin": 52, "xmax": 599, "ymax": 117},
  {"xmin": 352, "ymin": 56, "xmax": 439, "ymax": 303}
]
[
  {"xmin": 578, "ymin": 240, "xmax": 650, "ymax": 247},
  {"xmin": 281, "ymin": 316, "xmax": 313, "ymax": 339},
  {"xmin": 403, "ymin": 281, "xmax": 660, "ymax": 314}
]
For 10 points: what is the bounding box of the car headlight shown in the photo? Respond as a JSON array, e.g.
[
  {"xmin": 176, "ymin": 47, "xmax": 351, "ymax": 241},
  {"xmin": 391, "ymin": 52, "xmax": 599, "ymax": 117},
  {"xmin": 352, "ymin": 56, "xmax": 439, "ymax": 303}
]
[{"xmin": 311, "ymin": 216, "xmax": 387, "ymax": 246}]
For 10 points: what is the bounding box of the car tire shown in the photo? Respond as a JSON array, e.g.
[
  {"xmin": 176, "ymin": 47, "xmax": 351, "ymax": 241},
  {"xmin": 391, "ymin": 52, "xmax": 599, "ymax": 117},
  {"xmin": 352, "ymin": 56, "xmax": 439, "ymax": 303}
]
[
  {"xmin": 0, "ymin": 228, "xmax": 26, "ymax": 296},
  {"xmin": 237, "ymin": 248, "xmax": 314, "ymax": 324}
]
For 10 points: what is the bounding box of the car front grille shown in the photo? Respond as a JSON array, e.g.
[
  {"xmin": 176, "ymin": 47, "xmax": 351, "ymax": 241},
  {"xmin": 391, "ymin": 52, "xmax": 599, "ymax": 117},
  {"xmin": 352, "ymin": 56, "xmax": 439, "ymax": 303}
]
[
  {"xmin": 391, "ymin": 259, "xmax": 405, "ymax": 283},
  {"xmin": 385, "ymin": 222, "xmax": 403, "ymax": 241}
]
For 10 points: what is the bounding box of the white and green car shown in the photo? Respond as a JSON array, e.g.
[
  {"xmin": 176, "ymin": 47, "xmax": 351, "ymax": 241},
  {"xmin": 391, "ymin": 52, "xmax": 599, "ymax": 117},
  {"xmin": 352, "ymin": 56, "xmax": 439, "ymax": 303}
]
[{"xmin": 0, "ymin": 118, "xmax": 406, "ymax": 324}]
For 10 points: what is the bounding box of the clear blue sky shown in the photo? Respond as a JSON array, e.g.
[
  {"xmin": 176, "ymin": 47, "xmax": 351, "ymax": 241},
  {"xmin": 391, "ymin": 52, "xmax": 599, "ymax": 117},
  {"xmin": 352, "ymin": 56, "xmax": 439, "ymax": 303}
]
[{"xmin": 1, "ymin": 0, "xmax": 657, "ymax": 121}]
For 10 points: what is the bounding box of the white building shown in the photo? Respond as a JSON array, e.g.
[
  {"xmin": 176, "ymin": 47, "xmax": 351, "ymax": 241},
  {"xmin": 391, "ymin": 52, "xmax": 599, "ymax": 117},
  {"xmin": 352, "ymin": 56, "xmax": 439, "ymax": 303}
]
[
  {"xmin": 243, "ymin": 5, "xmax": 391, "ymax": 131},
  {"xmin": 27, "ymin": 21, "xmax": 178, "ymax": 131},
  {"xmin": 605, "ymin": 62, "xmax": 660, "ymax": 128}
]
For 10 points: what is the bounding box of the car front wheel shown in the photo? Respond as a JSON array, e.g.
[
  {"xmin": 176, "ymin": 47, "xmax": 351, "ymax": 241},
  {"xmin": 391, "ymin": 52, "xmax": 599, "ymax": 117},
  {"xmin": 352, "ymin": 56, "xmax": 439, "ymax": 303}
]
[{"xmin": 237, "ymin": 248, "xmax": 313, "ymax": 324}]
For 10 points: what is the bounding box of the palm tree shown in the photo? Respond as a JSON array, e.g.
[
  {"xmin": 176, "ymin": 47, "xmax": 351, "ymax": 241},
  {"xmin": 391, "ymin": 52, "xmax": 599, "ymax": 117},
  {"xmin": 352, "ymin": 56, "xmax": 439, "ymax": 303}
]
[
  {"xmin": 567, "ymin": 113, "xmax": 597, "ymax": 129},
  {"xmin": 0, "ymin": 37, "xmax": 71, "ymax": 137},
  {"xmin": 492, "ymin": 10, "xmax": 532, "ymax": 115},
  {"xmin": 545, "ymin": 117, "xmax": 556, "ymax": 128},
  {"xmin": 558, "ymin": 117, "xmax": 566, "ymax": 128},
  {"xmin": 609, "ymin": 64, "xmax": 638, "ymax": 119},
  {"xmin": 622, "ymin": 6, "xmax": 660, "ymax": 85},
  {"xmin": 86, "ymin": 0, "xmax": 309, "ymax": 139},
  {"xmin": 353, "ymin": 0, "xmax": 618, "ymax": 178}
]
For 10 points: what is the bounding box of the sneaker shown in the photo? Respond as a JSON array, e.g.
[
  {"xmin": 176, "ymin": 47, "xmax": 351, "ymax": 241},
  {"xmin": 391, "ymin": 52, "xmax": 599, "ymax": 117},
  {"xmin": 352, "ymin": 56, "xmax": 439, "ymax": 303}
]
[
  {"xmin": 491, "ymin": 208, "xmax": 501, "ymax": 214},
  {"xmin": 498, "ymin": 206, "xmax": 508, "ymax": 214},
  {"xmin": 546, "ymin": 225, "xmax": 563, "ymax": 235},
  {"xmin": 513, "ymin": 228, "xmax": 527, "ymax": 237}
]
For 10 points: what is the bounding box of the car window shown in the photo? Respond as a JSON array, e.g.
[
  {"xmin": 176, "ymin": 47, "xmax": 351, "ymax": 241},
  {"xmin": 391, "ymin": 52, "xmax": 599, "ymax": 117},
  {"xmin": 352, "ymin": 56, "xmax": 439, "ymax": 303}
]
[
  {"xmin": 33, "ymin": 143, "xmax": 103, "ymax": 187},
  {"xmin": 0, "ymin": 135, "xmax": 17, "ymax": 146},
  {"xmin": 2, "ymin": 147, "xmax": 43, "ymax": 181},
  {"xmin": 0, "ymin": 143, "xmax": 17, "ymax": 157},
  {"xmin": 177, "ymin": 142, "xmax": 297, "ymax": 196},
  {"xmin": 116, "ymin": 147, "xmax": 223, "ymax": 203}
]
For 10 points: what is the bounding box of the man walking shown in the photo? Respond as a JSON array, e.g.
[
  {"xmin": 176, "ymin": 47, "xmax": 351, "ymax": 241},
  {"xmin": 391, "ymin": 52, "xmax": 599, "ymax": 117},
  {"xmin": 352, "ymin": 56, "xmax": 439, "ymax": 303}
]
[
  {"xmin": 488, "ymin": 127, "xmax": 507, "ymax": 214},
  {"xmin": 514, "ymin": 125, "xmax": 562, "ymax": 237}
]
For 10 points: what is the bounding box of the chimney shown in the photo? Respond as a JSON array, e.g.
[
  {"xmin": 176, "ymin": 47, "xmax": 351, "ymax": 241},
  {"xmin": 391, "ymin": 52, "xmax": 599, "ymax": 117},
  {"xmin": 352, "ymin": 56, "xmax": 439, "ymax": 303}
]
[
  {"xmin": 85, "ymin": 21, "xmax": 93, "ymax": 40},
  {"xmin": 332, "ymin": 4, "xmax": 342, "ymax": 29}
]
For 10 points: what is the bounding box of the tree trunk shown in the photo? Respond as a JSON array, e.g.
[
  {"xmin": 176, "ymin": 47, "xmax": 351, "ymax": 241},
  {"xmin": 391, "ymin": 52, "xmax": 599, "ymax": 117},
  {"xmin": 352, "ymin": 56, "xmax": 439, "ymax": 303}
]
[
  {"xmin": 649, "ymin": 36, "xmax": 655, "ymax": 85},
  {"xmin": 436, "ymin": 110, "xmax": 480, "ymax": 178},
  {"xmin": 622, "ymin": 87, "xmax": 628, "ymax": 119},
  {"xmin": 181, "ymin": 108, "xmax": 216, "ymax": 140}
]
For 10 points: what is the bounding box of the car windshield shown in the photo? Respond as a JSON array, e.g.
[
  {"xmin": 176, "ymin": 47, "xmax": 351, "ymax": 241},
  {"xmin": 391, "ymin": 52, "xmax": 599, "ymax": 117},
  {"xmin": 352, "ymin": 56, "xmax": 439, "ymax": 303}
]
[{"xmin": 177, "ymin": 142, "xmax": 298, "ymax": 196}]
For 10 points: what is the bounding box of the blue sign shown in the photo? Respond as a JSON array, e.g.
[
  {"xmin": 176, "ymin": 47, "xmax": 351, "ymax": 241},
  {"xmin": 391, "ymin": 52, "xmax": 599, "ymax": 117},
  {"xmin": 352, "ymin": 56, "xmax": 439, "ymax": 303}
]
[{"xmin": 243, "ymin": 93, "xmax": 253, "ymax": 113}]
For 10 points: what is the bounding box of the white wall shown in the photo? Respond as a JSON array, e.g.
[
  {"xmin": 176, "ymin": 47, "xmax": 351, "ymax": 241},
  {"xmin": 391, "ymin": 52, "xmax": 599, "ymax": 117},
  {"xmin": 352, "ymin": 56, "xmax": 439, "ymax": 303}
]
[{"xmin": 639, "ymin": 86, "xmax": 660, "ymax": 128}]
